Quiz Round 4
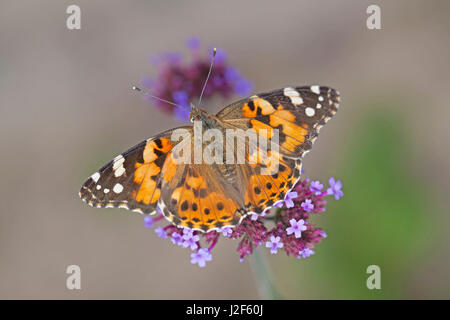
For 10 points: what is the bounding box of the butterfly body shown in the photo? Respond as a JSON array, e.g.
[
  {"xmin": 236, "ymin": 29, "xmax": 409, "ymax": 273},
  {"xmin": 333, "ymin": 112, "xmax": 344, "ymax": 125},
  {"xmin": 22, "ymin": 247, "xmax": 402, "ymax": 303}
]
[{"xmin": 80, "ymin": 86, "xmax": 340, "ymax": 232}]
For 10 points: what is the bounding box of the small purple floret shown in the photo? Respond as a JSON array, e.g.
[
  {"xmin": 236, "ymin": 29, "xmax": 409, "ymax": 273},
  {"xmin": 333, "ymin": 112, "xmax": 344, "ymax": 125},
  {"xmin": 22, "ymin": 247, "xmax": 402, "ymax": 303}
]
[
  {"xmin": 327, "ymin": 177, "xmax": 344, "ymax": 200},
  {"xmin": 284, "ymin": 191, "xmax": 298, "ymax": 208},
  {"xmin": 182, "ymin": 228, "xmax": 200, "ymax": 250},
  {"xmin": 286, "ymin": 219, "xmax": 307, "ymax": 238},
  {"xmin": 310, "ymin": 180, "xmax": 323, "ymax": 195},
  {"xmin": 221, "ymin": 227, "xmax": 233, "ymax": 237},
  {"xmin": 144, "ymin": 216, "xmax": 154, "ymax": 228},
  {"xmin": 299, "ymin": 248, "xmax": 315, "ymax": 258},
  {"xmin": 266, "ymin": 235, "xmax": 284, "ymax": 254},
  {"xmin": 155, "ymin": 226, "xmax": 168, "ymax": 238},
  {"xmin": 171, "ymin": 232, "xmax": 183, "ymax": 245},
  {"xmin": 273, "ymin": 201, "xmax": 284, "ymax": 208},
  {"xmin": 301, "ymin": 199, "xmax": 314, "ymax": 212},
  {"xmin": 190, "ymin": 248, "xmax": 212, "ymax": 268}
]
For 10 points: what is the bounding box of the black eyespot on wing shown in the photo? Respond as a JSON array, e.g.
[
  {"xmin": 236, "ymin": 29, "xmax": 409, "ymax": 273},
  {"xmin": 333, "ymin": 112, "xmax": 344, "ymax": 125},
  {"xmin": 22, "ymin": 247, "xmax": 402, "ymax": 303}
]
[{"xmin": 181, "ymin": 200, "xmax": 189, "ymax": 211}]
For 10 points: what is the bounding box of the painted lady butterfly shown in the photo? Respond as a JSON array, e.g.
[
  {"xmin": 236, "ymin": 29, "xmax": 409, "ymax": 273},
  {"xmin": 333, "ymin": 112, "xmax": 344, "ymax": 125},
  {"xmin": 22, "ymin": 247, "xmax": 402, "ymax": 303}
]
[{"xmin": 79, "ymin": 85, "xmax": 340, "ymax": 232}]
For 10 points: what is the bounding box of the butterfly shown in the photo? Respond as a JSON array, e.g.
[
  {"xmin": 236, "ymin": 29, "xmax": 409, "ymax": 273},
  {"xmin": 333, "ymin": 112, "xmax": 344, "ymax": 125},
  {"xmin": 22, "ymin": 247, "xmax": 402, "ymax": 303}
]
[{"xmin": 79, "ymin": 85, "xmax": 340, "ymax": 232}]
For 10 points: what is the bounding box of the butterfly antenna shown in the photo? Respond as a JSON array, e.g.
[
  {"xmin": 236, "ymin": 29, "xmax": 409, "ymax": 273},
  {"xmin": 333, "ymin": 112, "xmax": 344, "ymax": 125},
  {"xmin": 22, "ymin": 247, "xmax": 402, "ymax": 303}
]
[
  {"xmin": 132, "ymin": 86, "xmax": 189, "ymax": 111},
  {"xmin": 197, "ymin": 47, "xmax": 216, "ymax": 109}
]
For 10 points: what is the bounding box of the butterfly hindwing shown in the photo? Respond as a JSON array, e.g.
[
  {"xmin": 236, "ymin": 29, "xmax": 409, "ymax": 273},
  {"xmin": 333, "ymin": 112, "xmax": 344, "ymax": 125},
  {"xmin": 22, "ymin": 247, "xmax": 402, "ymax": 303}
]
[
  {"xmin": 243, "ymin": 155, "xmax": 302, "ymax": 214},
  {"xmin": 158, "ymin": 156, "xmax": 245, "ymax": 231}
]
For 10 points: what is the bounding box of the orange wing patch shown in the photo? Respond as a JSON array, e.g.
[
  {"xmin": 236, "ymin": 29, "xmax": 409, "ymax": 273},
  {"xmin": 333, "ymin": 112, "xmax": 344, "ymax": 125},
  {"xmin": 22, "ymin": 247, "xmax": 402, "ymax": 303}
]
[
  {"xmin": 159, "ymin": 166, "xmax": 244, "ymax": 231},
  {"xmin": 130, "ymin": 137, "xmax": 173, "ymax": 206},
  {"xmin": 269, "ymin": 107, "xmax": 309, "ymax": 153},
  {"xmin": 143, "ymin": 137, "xmax": 173, "ymax": 162},
  {"xmin": 133, "ymin": 162, "xmax": 161, "ymax": 205},
  {"xmin": 245, "ymin": 154, "xmax": 301, "ymax": 214},
  {"xmin": 161, "ymin": 153, "xmax": 177, "ymax": 182},
  {"xmin": 242, "ymin": 98, "xmax": 276, "ymax": 117},
  {"xmin": 241, "ymin": 100, "xmax": 310, "ymax": 157},
  {"xmin": 250, "ymin": 119, "xmax": 275, "ymax": 139}
]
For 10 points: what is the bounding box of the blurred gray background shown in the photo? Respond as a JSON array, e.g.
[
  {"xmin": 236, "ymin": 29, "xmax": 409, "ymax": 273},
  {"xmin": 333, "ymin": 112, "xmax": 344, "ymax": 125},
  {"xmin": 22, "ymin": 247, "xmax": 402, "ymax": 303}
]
[{"xmin": 1, "ymin": 0, "xmax": 449, "ymax": 299}]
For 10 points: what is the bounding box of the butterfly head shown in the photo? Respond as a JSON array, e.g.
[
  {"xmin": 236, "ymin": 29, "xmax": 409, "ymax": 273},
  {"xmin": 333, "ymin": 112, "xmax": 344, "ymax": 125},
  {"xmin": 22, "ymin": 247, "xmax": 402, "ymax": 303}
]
[
  {"xmin": 189, "ymin": 102, "xmax": 199, "ymax": 122},
  {"xmin": 189, "ymin": 103, "xmax": 222, "ymax": 129}
]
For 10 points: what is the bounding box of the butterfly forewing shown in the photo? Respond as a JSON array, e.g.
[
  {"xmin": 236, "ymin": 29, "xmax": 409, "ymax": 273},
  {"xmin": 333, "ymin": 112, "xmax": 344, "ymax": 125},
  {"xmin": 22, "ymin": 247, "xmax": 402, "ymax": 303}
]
[
  {"xmin": 79, "ymin": 127, "xmax": 188, "ymax": 214},
  {"xmin": 217, "ymin": 86, "xmax": 340, "ymax": 159}
]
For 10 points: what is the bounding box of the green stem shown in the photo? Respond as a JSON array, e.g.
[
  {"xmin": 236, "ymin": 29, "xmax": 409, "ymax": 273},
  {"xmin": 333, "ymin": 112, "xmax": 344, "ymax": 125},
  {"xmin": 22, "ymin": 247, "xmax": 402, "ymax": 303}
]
[{"xmin": 249, "ymin": 247, "xmax": 282, "ymax": 299}]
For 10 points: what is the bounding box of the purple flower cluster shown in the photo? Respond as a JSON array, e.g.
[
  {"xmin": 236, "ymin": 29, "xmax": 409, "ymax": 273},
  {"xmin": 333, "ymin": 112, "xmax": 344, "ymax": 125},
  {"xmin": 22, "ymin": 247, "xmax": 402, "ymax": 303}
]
[
  {"xmin": 141, "ymin": 36, "xmax": 253, "ymax": 121},
  {"xmin": 146, "ymin": 177, "xmax": 343, "ymax": 267},
  {"xmin": 226, "ymin": 178, "xmax": 342, "ymax": 261}
]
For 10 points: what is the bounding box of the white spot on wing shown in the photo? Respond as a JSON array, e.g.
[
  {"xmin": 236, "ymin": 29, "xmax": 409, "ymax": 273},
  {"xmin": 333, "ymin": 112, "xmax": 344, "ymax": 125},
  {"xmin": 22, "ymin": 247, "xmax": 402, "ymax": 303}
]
[
  {"xmin": 91, "ymin": 172, "xmax": 100, "ymax": 183},
  {"xmin": 305, "ymin": 107, "xmax": 315, "ymax": 117},
  {"xmin": 104, "ymin": 188, "xmax": 110, "ymax": 194},
  {"xmin": 114, "ymin": 166, "xmax": 126, "ymax": 177},
  {"xmin": 96, "ymin": 185, "xmax": 101, "ymax": 190},
  {"xmin": 113, "ymin": 183, "xmax": 124, "ymax": 193},
  {"xmin": 311, "ymin": 85, "xmax": 320, "ymax": 94},
  {"xmin": 113, "ymin": 155, "xmax": 126, "ymax": 177},
  {"xmin": 112, "ymin": 155, "xmax": 125, "ymax": 170},
  {"xmin": 283, "ymin": 87, "xmax": 303, "ymax": 106}
]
